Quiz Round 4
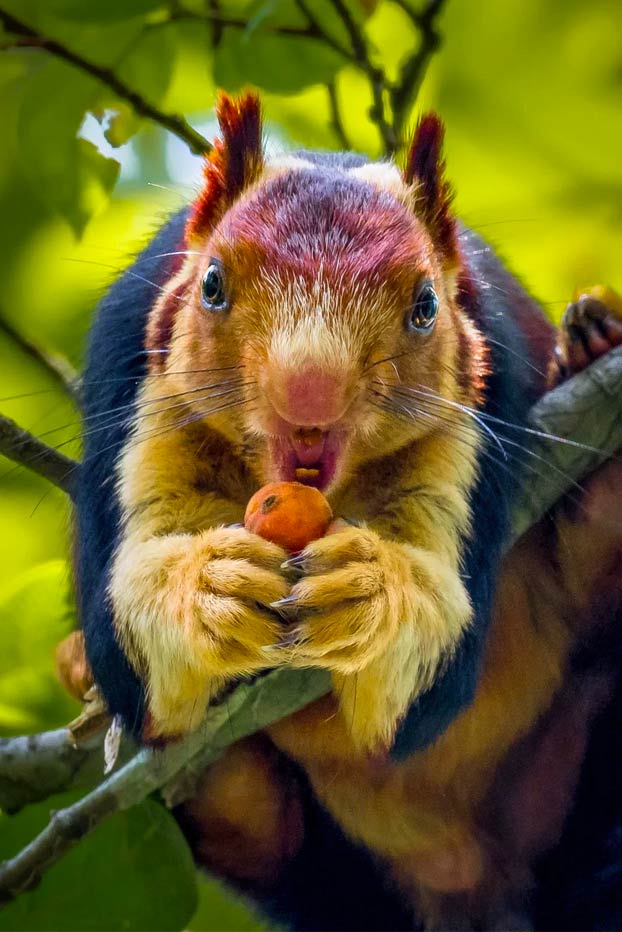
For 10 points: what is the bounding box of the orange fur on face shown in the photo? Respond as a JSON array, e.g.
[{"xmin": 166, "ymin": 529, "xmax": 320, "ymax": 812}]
[{"xmin": 148, "ymin": 158, "xmax": 486, "ymax": 496}]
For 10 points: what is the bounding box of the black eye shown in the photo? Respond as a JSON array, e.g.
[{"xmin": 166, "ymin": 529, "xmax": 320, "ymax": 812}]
[
  {"xmin": 407, "ymin": 281, "xmax": 438, "ymax": 332},
  {"xmin": 201, "ymin": 260, "xmax": 228, "ymax": 311}
]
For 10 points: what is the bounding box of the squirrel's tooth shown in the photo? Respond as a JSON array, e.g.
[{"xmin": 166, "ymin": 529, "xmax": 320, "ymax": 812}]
[{"xmin": 295, "ymin": 467, "xmax": 320, "ymax": 479}]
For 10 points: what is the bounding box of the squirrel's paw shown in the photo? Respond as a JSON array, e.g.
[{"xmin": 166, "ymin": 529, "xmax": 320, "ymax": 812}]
[
  {"xmin": 132, "ymin": 527, "xmax": 290, "ymax": 737},
  {"xmin": 552, "ymin": 285, "xmax": 622, "ymax": 384},
  {"xmin": 274, "ymin": 526, "xmax": 411, "ymax": 674},
  {"xmin": 186, "ymin": 526, "xmax": 290, "ymax": 672}
]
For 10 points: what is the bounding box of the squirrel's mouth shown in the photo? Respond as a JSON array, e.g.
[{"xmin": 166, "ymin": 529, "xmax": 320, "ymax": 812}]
[{"xmin": 269, "ymin": 428, "xmax": 343, "ymax": 491}]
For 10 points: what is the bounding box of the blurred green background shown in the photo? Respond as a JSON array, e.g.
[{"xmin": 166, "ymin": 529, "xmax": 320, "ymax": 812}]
[{"xmin": 0, "ymin": 0, "xmax": 619, "ymax": 928}]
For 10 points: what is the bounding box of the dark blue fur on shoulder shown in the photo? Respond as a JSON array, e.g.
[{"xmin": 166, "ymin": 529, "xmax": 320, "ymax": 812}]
[
  {"xmin": 392, "ymin": 228, "xmax": 551, "ymax": 758},
  {"xmin": 75, "ymin": 208, "xmax": 188, "ymax": 735}
]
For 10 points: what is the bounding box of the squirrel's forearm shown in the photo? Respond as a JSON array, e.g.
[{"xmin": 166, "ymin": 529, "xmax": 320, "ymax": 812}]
[
  {"xmin": 333, "ymin": 541, "xmax": 472, "ymax": 751},
  {"xmin": 109, "ymin": 525, "xmax": 289, "ymax": 736},
  {"xmin": 327, "ymin": 429, "xmax": 479, "ymax": 751},
  {"xmin": 109, "ymin": 531, "xmax": 227, "ymax": 735}
]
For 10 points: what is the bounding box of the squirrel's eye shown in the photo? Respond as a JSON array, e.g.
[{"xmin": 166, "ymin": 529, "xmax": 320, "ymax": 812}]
[
  {"xmin": 201, "ymin": 260, "xmax": 228, "ymax": 311},
  {"xmin": 407, "ymin": 281, "xmax": 438, "ymax": 333}
]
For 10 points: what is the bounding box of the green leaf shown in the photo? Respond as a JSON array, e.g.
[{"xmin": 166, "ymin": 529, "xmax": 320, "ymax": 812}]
[
  {"xmin": 0, "ymin": 798, "xmax": 198, "ymax": 931},
  {"xmin": 96, "ymin": 23, "xmax": 175, "ymax": 146},
  {"xmin": 0, "ymin": 561, "xmax": 79, "ymax": 734},
  {"xmin": 44, "ymin": 0, "xmax": 167, "ymax": 23},
  {"xmin": 17, "ymin": 60, "xmax": 120, "ymax": 235},
  {"xmin": 117, "ymin": 21, "xmax": 175, "ymax": 102},
  {"xmin": 188, "ymin": 875, "xmax": 267, "ymax": 931},
  {"xmin": 104, "ymin": 102, "xmax": 142, "ymax": 147},
  {"xmin": 214, "ymin": 30, "xmax": 343, "ymax": 94}
]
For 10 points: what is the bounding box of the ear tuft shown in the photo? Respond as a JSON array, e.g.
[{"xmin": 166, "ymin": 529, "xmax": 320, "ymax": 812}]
[
  {"xmin": 404, "ymin": 113, "xmax": 457, "ymax": 263},
  {"xmin": 186, "ymin": 91, "xmax": 264, "ymax": 243}
]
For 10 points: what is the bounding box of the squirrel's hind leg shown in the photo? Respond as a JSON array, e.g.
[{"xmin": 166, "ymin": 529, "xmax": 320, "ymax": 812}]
[{"xmin": 174, "ymin": 734, "xmax": 305, "ymax": 892}]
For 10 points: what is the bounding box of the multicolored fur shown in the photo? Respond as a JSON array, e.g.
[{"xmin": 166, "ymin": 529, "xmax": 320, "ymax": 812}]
[{"xmin": 75, "ymin": 92, "xmax": 621, "ymax": 928}]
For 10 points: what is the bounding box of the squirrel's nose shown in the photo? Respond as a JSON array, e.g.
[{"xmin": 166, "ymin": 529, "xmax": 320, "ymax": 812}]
[{"xmin": 272, "ymin": 366, "xmax": 347, "ymax": 427}]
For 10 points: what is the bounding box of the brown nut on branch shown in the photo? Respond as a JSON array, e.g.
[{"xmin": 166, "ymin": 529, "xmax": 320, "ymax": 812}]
[{"xmin": 244, "ymin": 481, "xmax": 333, "ymax": 553}]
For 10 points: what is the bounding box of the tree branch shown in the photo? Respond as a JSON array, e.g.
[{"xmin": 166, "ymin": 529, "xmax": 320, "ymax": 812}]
[
  {"xmin": 0, "ymin": 669, "xmax": 330, "ymax": 904},
  {"xmin": 0, "ymin": 315, "xmax": 80, "ymax": 404},
  {"xmin": 0, "ymin": 727, "xmax": 111, "ymax": 815},
  {"xmin": 0, "ymin": 413, "xmax": 78, "ymax": 497},
  {"xmin": 0, "ymin": 7, "xmax": 211, "ymax": 156},
  {"xmin": 509, "ymin": 347, "xmax": 622, "ymax": 541},
  {"xmin": 390, "ymin": 0, "xmax": 447, "ymax": 144}
]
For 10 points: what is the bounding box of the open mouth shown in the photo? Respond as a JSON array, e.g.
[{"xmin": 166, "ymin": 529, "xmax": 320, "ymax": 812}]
[{"xmin": 270, "ymin": 428, "xmax": 343, "ymax": 491}]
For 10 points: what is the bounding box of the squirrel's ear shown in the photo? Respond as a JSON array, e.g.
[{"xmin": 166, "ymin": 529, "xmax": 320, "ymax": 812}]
[
  {"xmin": 186, "ymin": 91, "xmax": 264, "ymax": 243},
  {"xmin": 404, "ymin": 113, "xmax": 457, "ymax": 264}
]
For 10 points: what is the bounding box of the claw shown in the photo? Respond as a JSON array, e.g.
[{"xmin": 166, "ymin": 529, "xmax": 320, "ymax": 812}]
[
  {"xmin": 270, "ymin": 595, "xmax": 299, "ymax": 610},
  {"xmin": 261, "ymin": 625, "xmax": 306, "ymax": 650},
  {"xmin": 278, "ymin": 626, "xmax": 306, "ymax": 648},
  {"xmin": 281, "ymin": 555, "xmax": 306, "ymax": 578},
  {"xmin": 268, "ymin": 602, "xmax": 294, "ymax": 621}
]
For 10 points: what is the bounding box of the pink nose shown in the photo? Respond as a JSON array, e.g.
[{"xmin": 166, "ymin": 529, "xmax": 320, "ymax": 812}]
[{"xmin": 278, "ymin": 367, "xmax": 345, "ymax": 426}]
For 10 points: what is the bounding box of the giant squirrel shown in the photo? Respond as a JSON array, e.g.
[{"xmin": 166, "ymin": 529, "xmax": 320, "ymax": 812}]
[{"xmin": 75, "ymin": 92, "xmax": 622, "ymax": 929}]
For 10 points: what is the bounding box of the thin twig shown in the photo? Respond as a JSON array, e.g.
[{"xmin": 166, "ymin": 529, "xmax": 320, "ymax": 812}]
[
  {"xmin": 390, "ymin": 0, "xmax": 447, "ymax": 144},
  {"xmin": 206, "ymin": 0, "xmax": 225, "ymax": 49},
  {"xmin": 326, "ymin": 79, "xmax": 351, "ymax": 150},
  {"xmin": 327, "ymin": 0, "xmax": 397, "ymax": 153},
  {"xmin": 292, "ymin": 0, "xmax": 356, "ymax": 61},
  {"xmin": 0, "ymin": 414, "xmax": 78, "ymax": 497},
  {"xmin": 0, "ymin": 7, "xmax": 211, "ymax": 156},
  {"xmin": 0, "ymin": 315, "xmax": 80, "ymax": 404},
  {"xmin": 139, "ymin": 0, "xmax": 356, "ymax": 60}
]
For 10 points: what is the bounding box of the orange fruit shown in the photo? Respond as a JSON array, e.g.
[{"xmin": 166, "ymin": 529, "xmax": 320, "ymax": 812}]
[{"xmin": 244, "ymin": 481, "xmax": 333, "ymax": 553}]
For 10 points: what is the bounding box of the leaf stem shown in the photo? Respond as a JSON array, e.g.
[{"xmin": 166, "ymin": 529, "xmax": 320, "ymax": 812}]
[{"xmin": 326, "ymin": 79, "xmax": 352, "ymax": 150}]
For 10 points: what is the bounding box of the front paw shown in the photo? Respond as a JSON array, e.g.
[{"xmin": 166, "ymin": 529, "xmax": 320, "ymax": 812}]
[
  {"xmin": 274, "ymin": 526, "xmax": 414, "ymax": 674},
  {"xmin": 192, "ymin": 526, "xmax": 291, "ymax": 673},
  {"xmin": 125, "ymin": 526, "xmax": 291, "ymax": 737}
]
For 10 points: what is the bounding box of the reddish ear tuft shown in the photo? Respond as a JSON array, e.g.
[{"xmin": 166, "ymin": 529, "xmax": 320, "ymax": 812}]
[
  {"xmin": 404, "ymin": 113, "xmax": 457, "ymax": 263},
  {"xmin": 186, "ymin": 91, "xmax": 264, "ymax": 243}
]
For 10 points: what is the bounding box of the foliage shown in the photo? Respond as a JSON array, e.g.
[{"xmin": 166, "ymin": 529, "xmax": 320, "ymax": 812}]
[
  {"xmin": 0, "ymin": 560, "xmax": 78, "ymax": 734},
  {"xmin": 0, "ymin": 0, "xmax": 619, "ymax": 929},
  {"xmin": 0, "ymin": 798, "xmax": 198, "ymax": 931}
]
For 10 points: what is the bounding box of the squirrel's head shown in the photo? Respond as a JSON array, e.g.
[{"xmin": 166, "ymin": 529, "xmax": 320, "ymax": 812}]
[{"xmin": 147, "ymin": 92, "xmax": 487, "ymax": 494}]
